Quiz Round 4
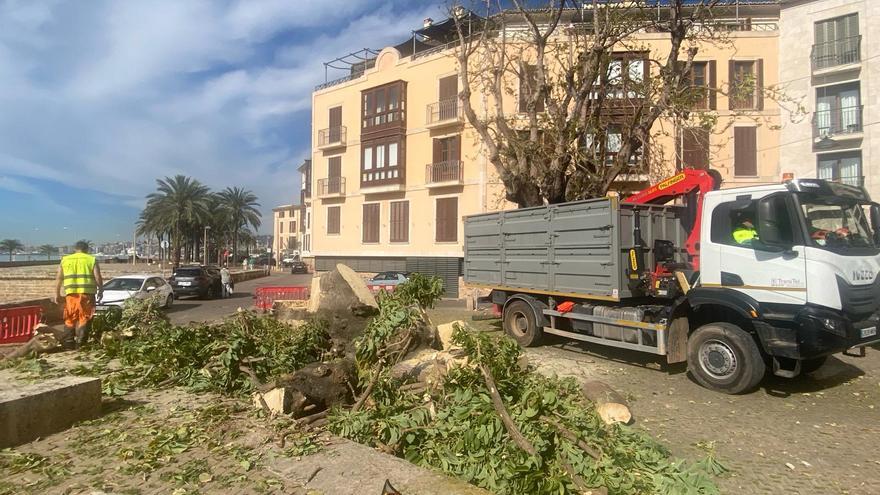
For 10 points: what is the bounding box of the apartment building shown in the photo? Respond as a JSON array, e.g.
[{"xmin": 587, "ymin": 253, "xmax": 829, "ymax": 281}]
[
  {"xmin": 271, "ymin": 204, "xmax": 302, "ymax": 262},
  {"xmin": 309, "ymin": 3, "xmax": 782, "ymax": 297},
  {"xmin": 298, "ymin": 158, "xmax": 313, "ymax": 263},
  {"xmin": 779, "ymin": 0, "xmax": 876, "ymax": 196}
]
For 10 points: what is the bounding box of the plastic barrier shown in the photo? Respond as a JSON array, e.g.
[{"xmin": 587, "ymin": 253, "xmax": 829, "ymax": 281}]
[
  {"xmin": 367, "ymin": 284, "xmax": 397, "ymax": 294},
  {"xmin": 253, "ymin": 286, "xmax": 310, "ymax": 311},
  {"xmin": 0, "ymin": 306, "xmax": 43, "ymax": 344}
]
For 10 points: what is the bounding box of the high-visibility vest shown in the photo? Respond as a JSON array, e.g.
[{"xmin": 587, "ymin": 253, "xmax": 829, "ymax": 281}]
[
  {"xmin": 732, "ymin": 226, "xmax": 758, "ymax": 245},
  {"xmin": 61, "ymin": 252, "xmax": 97, "ymax": 295}
]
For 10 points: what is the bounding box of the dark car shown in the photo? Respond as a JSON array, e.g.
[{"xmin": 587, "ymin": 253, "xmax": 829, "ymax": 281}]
[
  {"xmin": 168, "ymin": 265, "xmax": 222, "ymax": 299},
  {"xmin": 290, "ymin": 261, "xmax": 309, "ymax": 274}
]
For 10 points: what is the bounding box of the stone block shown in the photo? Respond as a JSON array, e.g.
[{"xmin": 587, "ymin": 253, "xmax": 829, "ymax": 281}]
[{"xmin": 0, "ymin": 376, "xmax": 101, "ymax": 448}]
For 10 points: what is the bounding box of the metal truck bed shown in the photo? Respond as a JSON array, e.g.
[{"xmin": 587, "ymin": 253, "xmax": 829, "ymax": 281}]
[{"xmin": 464, "ymin": 197, "xmax": 687, "ymax": 301}]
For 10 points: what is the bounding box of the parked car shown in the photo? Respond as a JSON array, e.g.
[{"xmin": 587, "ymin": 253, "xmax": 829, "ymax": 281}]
[
  {"xmin": 290, "ymin": 260, "xmax": 309, "ymax": 274},
  {"xmin": 96, "ymin": 274, "xmax": 174, "ymax": 310},
  {"xmin": 369, "ymin": 271, "xmax": 410, "ymax": 286},
  {"xmin": 168, "ymin": 265, "xmax": 222, "ymax": 299}
]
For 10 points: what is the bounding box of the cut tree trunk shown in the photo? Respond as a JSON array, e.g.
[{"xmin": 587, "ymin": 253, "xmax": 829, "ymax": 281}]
[{"xmin": 581, "ymin": 380, "xmax": 632, "ymax": 425}]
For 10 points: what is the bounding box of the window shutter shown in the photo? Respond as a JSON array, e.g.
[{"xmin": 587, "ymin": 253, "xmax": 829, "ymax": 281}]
[
  {"xmin": 328, "ymin": 157, "xmax": 341, "ymax": 178},
  {"xmin": 755, "ymin": 59, "xmax": 764, "ymax": 111},
  {"xmin": 451, "ymin": 135, "xmax": 461, "ymax": 161},
  {"xmin": 436, "ymin": 197, "xmax": 458, "ymax": 242},
  {"xmin": 329, "ymin": 106, "xmax": 341, "ymax": 127},
  {"xmin": 363, "ymin": 204, "xmax": 379, "ymax": 243},
  {"xmin": 708, "ymin": 60, "xmax": 717, "ymax": 110},
  {"xmin": 728, "ymin": 60, "xmax": 736, "ymax": 110},
  {"xmin": 439, "ymin": 75, "xmax": 457, "ymax": 100},
  {"xmin": 390, "ymin": 201, "xmax": 409, "ymax": 242},
  {"xmin": 327, "ymin": 206, "xmax": 340, "ymax": 235},
  {"xmin": 733, "ymin": 127, "xmax": 757, "ymax": 176},
  {"xmin": 433, "ymin": 138, "xmax": 443, "ymax": 164}
]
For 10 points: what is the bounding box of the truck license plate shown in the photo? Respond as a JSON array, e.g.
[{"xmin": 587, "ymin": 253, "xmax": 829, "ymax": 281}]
[
  {"xmin": 861, "ymin": 327, "xmax": 877, "ymax": 338},
  {"xmin": 178, "ymin": 281, "xmax": 191, "ymax": 286}
]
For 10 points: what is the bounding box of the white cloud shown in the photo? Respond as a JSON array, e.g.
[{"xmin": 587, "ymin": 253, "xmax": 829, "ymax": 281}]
[{"xmin": 0, "ymin": 0, "xmax": 440, "ymax": 238}]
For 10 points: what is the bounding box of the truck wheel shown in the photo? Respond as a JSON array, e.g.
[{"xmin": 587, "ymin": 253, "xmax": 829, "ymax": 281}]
[
  {"xmin": 687, "ymin": 322, "xmax": 765, "ymax": 394},
  {"xmin": 503, "ymin": 300, "xmax": 543, "ymax": 347},
  {"xmin": 800, "ymin": 356, "xmax": 827, "ymax": 374}
]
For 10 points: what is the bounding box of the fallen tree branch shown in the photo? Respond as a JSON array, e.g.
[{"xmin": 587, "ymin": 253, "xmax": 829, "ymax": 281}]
[
  {"xmin": 478, "ymin": 363, "xmax": 538, "ymax": 457},
  {"xmin": 542, "ymin": 416, "xmax": 601, "ymax": 460},
  {"xmin": 298, "ymin": 409, "xmax": 330, "ymax": 425}
]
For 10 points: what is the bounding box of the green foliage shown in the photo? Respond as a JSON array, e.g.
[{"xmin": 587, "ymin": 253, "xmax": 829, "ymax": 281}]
[
  {"xmin": 334, "ymin": 297, "xmax": 723, "ymax": 495},
  {"xmin": 392, "ymin": 272, "xmax": 444, "ymax": 310},
  {"xmin": 93, "ymin": 302, "xmax": 331, "ymax": 396}
]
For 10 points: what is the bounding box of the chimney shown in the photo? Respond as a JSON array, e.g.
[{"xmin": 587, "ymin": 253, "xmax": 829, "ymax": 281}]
[{"xmin": 423, "ymin": 17, "xmax": 434, "ymax": 28}]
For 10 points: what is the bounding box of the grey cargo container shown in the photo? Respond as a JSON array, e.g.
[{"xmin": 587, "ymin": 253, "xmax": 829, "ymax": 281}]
[{"xmin": 463, "ymin": 197, "xmax": 687, "ymax": 301}]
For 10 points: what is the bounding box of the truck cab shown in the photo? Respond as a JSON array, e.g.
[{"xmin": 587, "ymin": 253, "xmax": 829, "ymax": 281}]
[{"xmin": 690, "ymin": 179, "xmax": 880, "ymax": 385}]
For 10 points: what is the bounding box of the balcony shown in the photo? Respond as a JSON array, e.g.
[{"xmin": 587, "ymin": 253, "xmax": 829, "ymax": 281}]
[
  {"xmin": 425, "ymin": 160, "xmax": 463, "ymax": 187},
  {"xmin": 813, "ymin": 106, "xmax": 863, "ymax": 142},
  {"xmin": 426, "ymin": 99, "xmax": 462, "ymax": 128},
  {"xmin": 317, "ymin": 177, "xmax": 346, "ymax": 198},
  {"xmin": 811, "ymin": 36, "xmax": 861, "ymax": 73},
  {"xmin": 317, "ymin": 126, "xmax": 347, "ymax": 151},
  {"xmin": 361, "ymin": 167, "xmax": 405, "ymax": 193}
]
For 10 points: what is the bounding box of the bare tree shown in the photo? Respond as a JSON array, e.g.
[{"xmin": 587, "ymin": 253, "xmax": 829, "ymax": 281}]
[{"xmin": 450, "ymin": 0, "xmax": 758, "ymax": 207}]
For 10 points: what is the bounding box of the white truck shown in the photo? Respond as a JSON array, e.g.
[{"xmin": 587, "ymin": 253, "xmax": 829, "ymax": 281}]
[{"xmin": 464, "ymin": 170, "xmax": 880, "ymax": 393}]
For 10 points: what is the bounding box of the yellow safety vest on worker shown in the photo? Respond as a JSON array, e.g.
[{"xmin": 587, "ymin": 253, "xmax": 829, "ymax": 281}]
[
  {"xmin": 732, "ymin": 226, "xmax": 758, "ymax": 245},
  {"xmin": 61, "ymin": 252, "xmax": 97, "ymax": 295}
]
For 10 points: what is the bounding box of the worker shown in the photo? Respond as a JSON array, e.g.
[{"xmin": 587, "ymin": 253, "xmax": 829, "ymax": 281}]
[
  {"xmin": 53, "ymin": 241, "xmax": 103, "ymax": 349},
  {"xmin": 732, "ymin": 215, "xmax": 759, "ymax": 246},
  {"xmin": 220, "ymin": 266, "xmax": 233, "ymax": 298}
]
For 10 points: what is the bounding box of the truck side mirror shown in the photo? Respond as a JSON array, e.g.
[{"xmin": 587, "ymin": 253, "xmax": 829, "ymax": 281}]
[{"xmin": 757, "ymin": 196, "xmax": 785, "ymax": 249}]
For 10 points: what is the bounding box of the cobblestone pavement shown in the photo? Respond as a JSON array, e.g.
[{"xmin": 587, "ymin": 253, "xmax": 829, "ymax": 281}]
[{"xmin": 525, "ymin": 336, "xmax": 880, "ymax": 495}]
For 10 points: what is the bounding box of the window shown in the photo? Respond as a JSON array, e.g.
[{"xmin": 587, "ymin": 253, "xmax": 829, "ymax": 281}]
[
  {"xmin": 327, "ymin": 206, "xmax": 340, "ymax": 235},
  {"xmin": 436, "ymin": 197, "xmax": 458, "ymax": 242},
  {"xmin": 437, "ymin": 75, "xmax": 458, "ymax": 121},
  {"xmin": 361, "ymin": 138, "xmax": 404, "ymax": 185},
  {"xmin": 362, "ymin": 203, "xmax": 380, "ymax": 243},
  {"xmin": 328, "ymin": 106, "xmax": 342, "ymax": 142},
  {"xmin": 327, "ymin": 156, "xmax": 342, "ymax": 194},
  {"xmin": 289, "ymin": 220, "xmax": 295, "ymax": 232},
  {"xmin": 595, "ymin": 53, "xmax": 648, "ymax": 100},
  {"xmin": 710, "ymin": 196, "xmax": 797, "ymax": 249},
  {"xmin": 679, "ymin": 127, "xmax": 710, "ymax": 170},
  {"xmin": 814, "ymin": 14, "xmax": 860, "ymax": 69},
  {"xmin": 362, "ymin": 81, "xmax": 405, "ymax": 129},
  {"xmin": 733, "ymin": 127, "xmax": 757, "ymax": 176},
  {"xmin": 518, "ymin": 64, "xmax": 545, "ymax": 113},
  {"xmin": 818, "ymin": 151, "xmax": 862, "ymax": 186},
  {"xmin": 729, "ymin": 60, "xmax": 764, "ymax": 110},
  {"xmin": 582, "ymin": 125, "xmax": 644, "ymax": 168},
  {"xmin": 279, "ymin": 210, "xmax": 285, "ymax": 218},
  {"xmin": 288, "ymin": 236, "xmax": 296, "ymax": 250},
  {"xmin": 815, "ymin": 82, "xmax": 861, "ymax": 136},
  {"xmin": 686, "ymin": 61, "xmax": 716, "ymax": 109},
  {"xmin": 280, "ymin": 222, "xmax": 284, "ymax": 234},
  {"xmin": 390, "ymin": 201, "xmax": 409, "ymax": 243}
]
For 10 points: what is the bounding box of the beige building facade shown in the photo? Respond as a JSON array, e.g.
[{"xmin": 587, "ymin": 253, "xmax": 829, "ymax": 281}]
[
  {"xmin": 779, "ymin": 0, "xmax": 876, "ymax": 196},
  {"xmin": 308, "ymin": 4, "xmax": 783, "ymax": 297},
  {"xmin": 271, "ymin": 204, "xmax": 302, "ymax": 262}
]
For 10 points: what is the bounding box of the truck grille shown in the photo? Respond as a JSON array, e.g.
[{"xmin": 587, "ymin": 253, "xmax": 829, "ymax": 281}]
[{"xmin": 836, "ymin": 275, "xmax": 880, "ymax": 319}]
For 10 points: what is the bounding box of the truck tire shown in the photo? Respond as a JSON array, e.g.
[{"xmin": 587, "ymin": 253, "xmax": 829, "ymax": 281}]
[
  {"xmin": 503, "ymin": 300, "xmax": 543, "ymax": 347},
  {"xmin": 800, "ymin": 356, "xmax": 827, "ymax": 374},
  {"xmin": 687, "ymin": 322, "xmax": 765, "ymax": 394}
]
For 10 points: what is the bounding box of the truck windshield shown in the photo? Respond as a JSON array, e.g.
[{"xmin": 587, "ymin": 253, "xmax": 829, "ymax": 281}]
[{"xmin": 800, "ymin": 196, "xmax": 876, "ymax": 249}]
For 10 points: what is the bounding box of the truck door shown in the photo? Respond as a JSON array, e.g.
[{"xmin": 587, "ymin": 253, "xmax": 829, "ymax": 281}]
[{"xmin": 712, "ymin": 194, "xmax": 807, "ymax": 305}]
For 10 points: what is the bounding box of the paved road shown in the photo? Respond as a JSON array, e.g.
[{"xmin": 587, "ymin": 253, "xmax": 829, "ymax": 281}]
[
  {"xmin": 526, "ymin": 338, "xmax": 880, "ymax": 494},
  {"xmin": 165, "ymin": 271, "xmax": 313, "ymax": 325}
]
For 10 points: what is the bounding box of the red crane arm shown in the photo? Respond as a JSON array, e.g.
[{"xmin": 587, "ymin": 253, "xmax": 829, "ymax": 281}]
[{"xmin": 623, "ymin": 169, "xmax": 721, "ymax": 269}]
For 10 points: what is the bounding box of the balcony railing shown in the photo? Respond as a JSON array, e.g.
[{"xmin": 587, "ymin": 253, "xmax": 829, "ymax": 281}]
[
  {"xmin": 811, "ymin": 36, "xmax": 861, "ymax": 71},
  {"xmin": 813, "ymin": 105, "xmax": 863, "ymax": 139},
  {"xmin": 317, "ymin": 177, "xmax": 346, "ymax": 196},
  {"xmin": 317, "ymin": 126, "xmax": 347, "ymax": 148},
  {"xmin": 426, "ymin": 160, "xmax": 463, "ymax": 184},
  {"xmin": 427, "ymin": 99, "xmax": 461, "ymax": 125}
]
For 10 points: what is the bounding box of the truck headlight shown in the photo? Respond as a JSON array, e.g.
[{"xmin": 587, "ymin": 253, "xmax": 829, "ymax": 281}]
[{"xmin": 820, "ymin": 317, "xmax": 847, "ymax": 337}]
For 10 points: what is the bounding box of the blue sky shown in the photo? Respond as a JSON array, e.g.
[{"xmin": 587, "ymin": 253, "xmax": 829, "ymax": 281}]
[{"xmin": 0, "ymin": 0, "xmax": 442, "ymax": 245}]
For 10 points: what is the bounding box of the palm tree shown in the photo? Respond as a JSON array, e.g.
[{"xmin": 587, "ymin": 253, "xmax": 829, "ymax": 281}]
[
  {"xmin": 0, "ymin": 239, "xmax": 24, "ymax": 261},
  {"xmin": 218, "ymin": 187, "xmax": 261, "ymax": 264},
  {"xmin": 143, "ymin": 175, "xmax": 210, "ymax": 267},
  {"xmin": 38, "ymin": 244, "xmax": 58, "ymax": 260}
]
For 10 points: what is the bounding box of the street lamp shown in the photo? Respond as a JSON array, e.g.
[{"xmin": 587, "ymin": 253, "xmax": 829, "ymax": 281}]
[{"xmin": 203, "ymin": 226, "xmax": 211, "ymax": 266}]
